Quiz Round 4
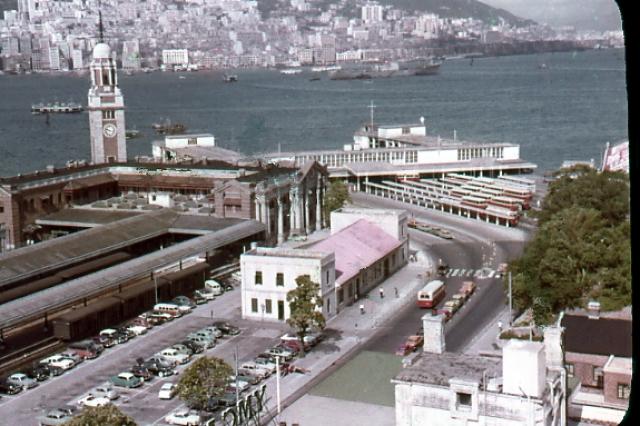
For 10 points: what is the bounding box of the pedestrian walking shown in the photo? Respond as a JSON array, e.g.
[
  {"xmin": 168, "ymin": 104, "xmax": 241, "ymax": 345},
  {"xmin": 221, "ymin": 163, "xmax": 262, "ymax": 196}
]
[
  {"xmin": 379, "ymin": 288, "xmax": 385, "ymax": 299},
  {"xmin": 360, "ymin": 303, "xmax": 365, "ymax": 315},
  {"xmin": 498, "ymin": 320, "xmax": 503, "ymax": 333},
  {"xmin": 394, "ymin": 287, "xmax": 399, "ymax": 298}
]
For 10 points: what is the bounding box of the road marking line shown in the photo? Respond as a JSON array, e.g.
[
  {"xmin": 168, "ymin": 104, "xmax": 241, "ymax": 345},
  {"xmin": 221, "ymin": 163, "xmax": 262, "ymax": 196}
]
[
  {"xmin": 473, "ymin": 269, "xmax": 482, "ymax": 277},
  {"xmin": 466, "ymin": 270, "xmax": 474, "ymax": 277},
  {"xmin": 451, "ymin": 269, "xmax": 460, "ymax": 277},
  {"xmin": 487, "ymin": 270, "xmax": 495, "ymax": 278}
]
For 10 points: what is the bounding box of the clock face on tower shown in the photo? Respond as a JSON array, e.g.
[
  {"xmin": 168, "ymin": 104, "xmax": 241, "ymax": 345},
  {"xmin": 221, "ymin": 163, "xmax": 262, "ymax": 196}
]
[{"xmin": 103, "ymin": 123, "xmax": 117, "ymax": 138}]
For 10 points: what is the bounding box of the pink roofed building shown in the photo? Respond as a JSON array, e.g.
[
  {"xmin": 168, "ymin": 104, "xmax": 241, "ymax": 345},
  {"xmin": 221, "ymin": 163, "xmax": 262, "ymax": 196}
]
[{"xmin": 309, "ymin": 218, "xmax": 408, "ymax": 311}]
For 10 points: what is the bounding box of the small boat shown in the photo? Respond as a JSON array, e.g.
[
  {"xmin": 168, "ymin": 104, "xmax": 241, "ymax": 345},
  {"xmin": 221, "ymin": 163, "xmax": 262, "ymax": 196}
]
[
  {"xmin": 223, "ymin": 73, "xmax": 238, "ymax": 82},
  {"xmin": 538, "ymin": 63, "xmax": 547, "ymax": 69},
  {"xmin": 280, "ymin": 68, "xmax": 302, "ymax": 75},
  {"xmin": 126, "ymin": 129, "xmax": 141, "ymax": 139},
  {"xmin": 179, "ymin": 75, "xmax": 186, "ymax": 79},
  {"xmin": 309, "ymin": 77, "xmax": 321, "ymax": 82},
  {"xmin": 32, "ymin": 101, "xmax": 83, "ymax": 114},
  {"xmin": 152, "ymin": 120, "xmax": 186, "ymax": 135}
]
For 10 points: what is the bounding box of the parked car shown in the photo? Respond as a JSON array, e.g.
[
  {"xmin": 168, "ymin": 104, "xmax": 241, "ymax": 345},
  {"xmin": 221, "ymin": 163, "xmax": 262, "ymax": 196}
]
[
  {"xmin": 125, "ymin": 324, "xmax": 148, "ymax": 336},
  {"xmin": 157, "ymin": 348, "xmax": 191, "ymax": 365},
  {"xmin": 68, "ymin": 340, "xmax": 102, "ymax": 359},
  {"xmin": 110, "ymin": 372, "xmax": 143, "ymax": 388},
  {"xmin": 204, "ymin": 279, "xmax": 224, "ymax": 296},
  {"xmin": 460, "ymin": 281, "xmax": 477, "ymax": 298},
  {"xmin": 145, "ymin": 355, "xmax": 178, "ymax": 369},
  {"xmin": 253, "ymin": 357, "xmax": 276, "ymax": 374},
  {"xmin": 39, "ymin": 355, "xmax": 75, "ymax": 371},
  {"xmin": 180, "ymin": 340, "xmax": 204, "ymax": 354},
  {"xmin": 395, "ymin": 335, "xmax": 424, "ymax": 356},
  {"xmin": 7, "ymin": 372, "xmax": 38, "ymax": 390},
  {"xmin": 0, "ymin": 378, "xmax": 22, "ymax": 395},
  {"xmin": 172, "ymin": 295, "xmax": 196, "ymax": 309},
  {"xmin": 266, "ymin": 346, "xmax": 295, "ymax": 360},
  {"xmin": 193, "ymin": 288, "xmax": 215, "ymax": 302},
  {"xmin": 58, "ymin": 351, "xmax": 83, "ymax": 365},
  {"xmin": 129, "ymin": 316, "xmax": 152, "ymax": 329},
  {"xmin": 186, "ymin": 334, "xmax": 215, "ymax": 349},
  {"xmin": 25, "ymin": 364, "xmax": 51, "ymax": 381},
  {"xmin": 281, "ymin": 333, "xmax": 314, "ymax": 348},
  {"xmin": 239, "ymin": 362, "xmax": 270, "ymax": 379},
  {"xmin": 192, "ymin": 292, "xmax": 208, "ymax": 305},
  {"xmin": 165, "ymin": 409, "xmax": 201, "ymax": 426},
  {"xmin": 146, "ymin": 312, "xmax": 170, "ymax": 326},
  {"xmin": 92, "ymin": 334, "xmax": 115, "ymax": 348},
  {"xmin": 227, "ymin": 378, "xmax": 250, "ymax": 393},
  {"xmin": 199, "ymin": 326, "xmax": 223, "ymax": 338},
  {"xmin": 208, "ymin": 392, "xmax": 239, "ymax": 410},
  {"xmin": 158, "ymin": 383, "xmax": 177, "ymax": 400},
  {"xmin": 92, "ymin": 385, "xmax": 119, "ymax": 400},
  {"xmin": 441, "ymin": 300, "xmax": 460, "ymax": 317},
  {"xmin": 190, "ymin": 329, "xmax": 218, "ymax": 343},
  {"xmin": 232, "ymin": 373, "xmax": 261, "ymax": 385},
  {"xmin": 130, "ymin": 364, "xmax": 153, "ymax": 381},
  {"xmin": 116, "ymin": 327, "xmax": 136, "ymax": 341},
  {"xmin": 99, "ymin": 328, "xmax": 128, "ymax": 345},
  {"xmin": 37, "ymin": 408, "xmax": 74, "ymax": 426},
  {"xmin": 280, "ymin": 339, "xmax": 305, "ymax": 354},
  {"xmin": 452, "ymin": 293, "xmax": 466, "ymax": 305},
  {"xmin": 77, "ymin": 394, "xmax": 110, "ymax": 408},
  {"xmin": 137, "ymin": 358, "xmax": 174, "ymax": 377},
  {"xmin": 212, "ymin": 321, "xmax": 240, "ymax": 335},
  {"xmin": 171, "ymin": 344, "xmax": 194, "ymax": 356}
]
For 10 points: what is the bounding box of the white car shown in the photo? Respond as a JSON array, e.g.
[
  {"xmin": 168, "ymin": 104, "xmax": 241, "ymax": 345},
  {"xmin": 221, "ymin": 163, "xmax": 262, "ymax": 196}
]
[
  {"xmin": 40, "ymin": 355, "xmax": 75, "ymax": 371},
  {"xmin": 239, "ymin": 362, "xmax": 271, "ymax": 378},
  {"xmin": 165, "ymin": 409, "xmax": 201, "ymax": 426},
  {"xmin": 126, "ymin": 325, "xmax": 148, "ymax": 336},
  {"xmin": 92, "ymin": 384, "xmax": 119, "ymax": 400},
  {"xmin": 194, "ymin": 289, "xmax": 215, "ymax": 301},
  {"xmin": 77, "ymin": 394, "xmax": 110, "ymax": 408},
  {"xmin": 158, "ymin": 383, "xmax": 177, "ymax": 400},
  {"xmin": 58, "ymin": 351, "xmax": 83, "ymax": 365},
  {"xmin": 157, "ymin": 348, "xmax": 191, "ymax": 365}
]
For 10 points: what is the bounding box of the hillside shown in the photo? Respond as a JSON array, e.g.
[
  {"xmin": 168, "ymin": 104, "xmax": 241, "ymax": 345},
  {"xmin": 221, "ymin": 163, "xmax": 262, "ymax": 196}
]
[{"xmin": 382, "ymin": 0, "xmax": 535, "ymax": 27}]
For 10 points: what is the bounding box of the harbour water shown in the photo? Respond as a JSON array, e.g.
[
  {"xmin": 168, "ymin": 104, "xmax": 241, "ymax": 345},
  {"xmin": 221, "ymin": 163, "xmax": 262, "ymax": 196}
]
[{"xmin": 0, "ymin": 48, "xmax": 627, "ymax": 177}]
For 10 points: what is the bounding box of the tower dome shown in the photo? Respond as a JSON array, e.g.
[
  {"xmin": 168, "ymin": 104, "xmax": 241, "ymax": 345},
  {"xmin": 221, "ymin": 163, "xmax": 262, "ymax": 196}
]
[{"xmin": 93, "ymin": 43, "xmax": 111, "ymax": 60}]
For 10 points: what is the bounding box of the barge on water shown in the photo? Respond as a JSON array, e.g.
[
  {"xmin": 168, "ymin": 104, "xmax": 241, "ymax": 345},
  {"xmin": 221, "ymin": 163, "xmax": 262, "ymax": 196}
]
[{"xmin": 31, "ymin": 102, "xmax": 84, "ymax": 114}]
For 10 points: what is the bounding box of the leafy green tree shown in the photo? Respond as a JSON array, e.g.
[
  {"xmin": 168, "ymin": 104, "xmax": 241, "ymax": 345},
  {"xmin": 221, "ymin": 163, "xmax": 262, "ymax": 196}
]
[
  {"xmin": 507, "ymin": 168, "xmax": 631, "ymax": 324},
  {"xmin": 175, "ymin": 356, "xmax": 233, "ymax": 411},
  {"xmin": 323, "ymin": 180, "xmax": 351, "ymax": 225},
  {"xmin": 63, "ymin": 404, "xmax": 136, "ymax": 426},
  {"xmin": 286, "ymin": 275, "xmax": 325, "ymax": 355}
]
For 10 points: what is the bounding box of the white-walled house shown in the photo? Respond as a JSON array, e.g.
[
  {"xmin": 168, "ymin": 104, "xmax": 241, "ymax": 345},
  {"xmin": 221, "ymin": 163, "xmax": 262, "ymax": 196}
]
[{"xmin": 240, "ymin": 247, "xmax": 336, "ymax": 322}]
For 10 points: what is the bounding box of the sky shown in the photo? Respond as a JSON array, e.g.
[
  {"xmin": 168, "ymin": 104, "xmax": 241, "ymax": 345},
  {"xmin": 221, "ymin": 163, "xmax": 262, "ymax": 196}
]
[{"xmin": 480, "ymin": 0, "xmax": 623, "ymax": 31}]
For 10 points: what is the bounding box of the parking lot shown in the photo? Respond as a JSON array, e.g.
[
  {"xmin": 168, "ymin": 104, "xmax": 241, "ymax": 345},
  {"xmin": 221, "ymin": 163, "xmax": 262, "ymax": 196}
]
[{"xmin": 0, "ymin": 283, "xmax": 300, "ymax": 426}]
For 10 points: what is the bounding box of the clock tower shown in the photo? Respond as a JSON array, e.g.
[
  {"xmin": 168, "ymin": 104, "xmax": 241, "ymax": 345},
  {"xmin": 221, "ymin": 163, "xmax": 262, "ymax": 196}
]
[{"xmin": 88, "ymin": 42, "xmax": 127, "ymax": 163}]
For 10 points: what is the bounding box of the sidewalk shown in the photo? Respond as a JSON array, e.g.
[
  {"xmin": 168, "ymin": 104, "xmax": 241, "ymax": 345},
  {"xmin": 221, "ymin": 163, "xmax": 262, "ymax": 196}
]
[
  {"xmin": 258, "ymin": 244, "xmax": 434, "ymax": 424},
  {"xmin": 461, "ymin": 306, "xmax": 511, "ymax": 356}
]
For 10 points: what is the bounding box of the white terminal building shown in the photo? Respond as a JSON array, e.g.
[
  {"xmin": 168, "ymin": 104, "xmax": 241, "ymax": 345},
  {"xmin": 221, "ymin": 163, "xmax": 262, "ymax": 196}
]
[
  {"xmin": 240, "ymin": 207, "xmax": 408, "ymax": 322},
  {"xmin": 264, "ymin": 120, "xmax": 536, "ymax": 184}
]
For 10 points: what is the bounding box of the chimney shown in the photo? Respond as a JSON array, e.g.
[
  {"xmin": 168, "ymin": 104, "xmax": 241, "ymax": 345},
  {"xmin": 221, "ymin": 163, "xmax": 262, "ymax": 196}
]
[
  {"xmin": 503, "ymin": 340, "xmax": 546, "ymax": 399},
  {"xmin": 587, "ymin": 301, "xmax": 600, "ymax": 319},
  {"xmin": 543, "ymin": 325, "xmax": 564, "ymax": 370},
  {"xmin": 422, "ymin": 313, "xmax": 445, "ymax": 354}
]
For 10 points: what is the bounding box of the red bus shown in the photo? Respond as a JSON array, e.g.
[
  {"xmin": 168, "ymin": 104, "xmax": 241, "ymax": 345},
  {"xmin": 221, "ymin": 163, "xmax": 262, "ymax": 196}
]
[
  {"xmin": 488, "ymin": 196, "xmax": 523, "ymax": 211},
  {"xmin": 417, "ymin": 280, "xmax": 446, "ymax": 308}
]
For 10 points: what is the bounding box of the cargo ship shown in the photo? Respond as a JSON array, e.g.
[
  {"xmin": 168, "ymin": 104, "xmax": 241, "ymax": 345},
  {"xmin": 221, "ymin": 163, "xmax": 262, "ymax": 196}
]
[{"xmin": 329, "ymin": 58, "xmax": 441, "ymax": 80}]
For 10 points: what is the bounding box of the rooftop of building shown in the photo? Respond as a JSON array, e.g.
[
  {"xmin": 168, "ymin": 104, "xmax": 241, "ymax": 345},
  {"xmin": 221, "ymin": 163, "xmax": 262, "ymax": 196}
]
[
  {"xmin": 164, "ymin": 133, "xmax": 214, "ymax": 139},
  {"xmin": 341, "ymin": 158, "xmax": 538, "ymax": 177},
  {"xmin": 560, "ymin": 312, "xmax": 632, "ymax": 357},
  {"xmin": 243, "ymin": 246, "xmax": 333, "ymax": 260},
  {"xmin": 333, "ymin": 206, "xmax": 407, "ymax": 217},
  {"xmin": 393, "ymin": 352, "xmax": 502, "ymax": 387},
  {"xmin": 309, "ymin": 218, "xmax": 401, "ymax": 286},
  {"xmin": 0, "ymin": 208, "xmax": 249, "ymax": 288},
  {"xmin": 154, "ymin": 146, "xmax": 244, "ymax": 164}
]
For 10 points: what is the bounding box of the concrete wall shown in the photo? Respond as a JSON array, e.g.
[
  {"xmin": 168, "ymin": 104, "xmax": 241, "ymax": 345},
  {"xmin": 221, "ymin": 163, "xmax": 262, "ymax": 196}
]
[
  {"xmin": 503, "ymin": 145, "xmax": 520, "ymax": 160},
  {"xmin": 566, "ymin": 352, "xmax": 609, "ymax": 388},
  {"xmin": 603, "ymin": 369, "xmax": 631, "ymax": 407},
  {"xmin": 330, "ymin": 208, "xmax": 408, "ymax": 240},
  {"xmin": 240, "ymin": 248, "xmax": 336, "ymax": 322},
  {"xmin": 417, "ymin": 148, "xmax": 459, "ymax": 164}
]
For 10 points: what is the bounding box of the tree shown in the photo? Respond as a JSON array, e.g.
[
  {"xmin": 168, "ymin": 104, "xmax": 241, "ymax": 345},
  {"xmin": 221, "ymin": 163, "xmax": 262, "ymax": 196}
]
[
  {"xmin": 175, "ymin": 356, "xmax": 233, "ymax": 411},
  {"xmin": 286, "ymin": 275, "xmax": 325, "ymax": 355},
  {"xmin": 63, "ymin": 404, "xmax": 136, "ymax": 426},
  {"xmin": 323, "ymin": 180, "xmax": 351, "ymax": 225}
]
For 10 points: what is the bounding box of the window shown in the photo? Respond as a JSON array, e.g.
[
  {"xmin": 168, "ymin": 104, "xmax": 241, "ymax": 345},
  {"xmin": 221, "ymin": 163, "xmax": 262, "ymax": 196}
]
[
  {"xmin": 593, "ymin": 366, "xmax": 604, "ymax": 386},
  {"xmin": 0, "ymin": 205, "xmax": 3, "ymax": 213},
  {"xmin": 255, "ymin": 271, "xmax": 262, "ymax": 285},
  {"xmin": 617, "ymin": 383, "xmax": 630, "ymax": 400},
  {"xmin": 276, "ymin": 273, "xmax": 284, "ymax": 286},
  {"xmin": 338, "ymin": 288, "xmax": 344, "ymax": 304},
  {"xmin": 265, "ymin": 299, "xmax": 272, "ymax": 314},
  {"xmin": 188, "ymin": 138, "xmax": 197, "ymax": 145},
  {"xmin": 566, "ymin": 363, "xmax": 574, "ymax": 377},
  {"xmin": 326, "ymin": 270, "xmax": 330, "ymax": 285},
  {"xmin": 102, "ymin": 110, "xmax": 115, "ymax": 119},
  {"xmin": 251, "ymin": 298, "xmax": 258, "ymax": 313},
  {"xmin": 456, "ymin": 392, "xmax": 472, "ymax": 411},
  {"xmin": 402, "ymin": 127, "xmax": 410, "ymax": 134}
]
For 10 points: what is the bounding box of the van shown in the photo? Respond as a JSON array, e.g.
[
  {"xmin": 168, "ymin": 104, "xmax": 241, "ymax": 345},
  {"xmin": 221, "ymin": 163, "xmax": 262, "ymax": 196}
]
[
  {"xmin": 153, "ymin": 303, "xmax": 183, "ymax": 318},
  {"xmin": 204, "ymin": 280, "xmax": 224, "ymax": 296},
  {"xmin": 68, "ymin": 340, "xmax": 101, "ymax": 359}
]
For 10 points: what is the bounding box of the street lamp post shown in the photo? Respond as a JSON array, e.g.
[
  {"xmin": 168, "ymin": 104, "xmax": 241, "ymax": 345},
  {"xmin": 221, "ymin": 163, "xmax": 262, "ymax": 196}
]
[
  {"xmin": 275, "ymin": 355, "xmax": 282, "ymax": 415},
  {"xmin": 154, "ymin": 275, "xmax": 158, "ymax": 305},
  {"xmin": 508, "ymin": 271, "xmax": 513, "ymax": 326}
]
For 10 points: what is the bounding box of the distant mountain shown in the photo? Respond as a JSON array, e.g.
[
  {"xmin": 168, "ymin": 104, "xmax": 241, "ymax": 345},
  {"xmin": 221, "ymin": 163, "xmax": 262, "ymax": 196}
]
[{"xmin": 381, "ymin": 0, "xmax": 536, "ymax": 27}]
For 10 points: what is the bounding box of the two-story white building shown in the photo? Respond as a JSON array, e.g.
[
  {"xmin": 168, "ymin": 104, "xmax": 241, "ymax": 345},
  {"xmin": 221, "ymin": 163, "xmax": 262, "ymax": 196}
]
[{"xmin": 240, "ymin": 247, "xmax": 336, "ymax": 322}]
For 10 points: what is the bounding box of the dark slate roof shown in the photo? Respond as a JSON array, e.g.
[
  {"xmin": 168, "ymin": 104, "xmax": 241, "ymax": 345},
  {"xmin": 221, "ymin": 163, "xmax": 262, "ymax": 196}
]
[{"xmin": 561, "ymin": 314, "xmax": 632, "ymax": 357}]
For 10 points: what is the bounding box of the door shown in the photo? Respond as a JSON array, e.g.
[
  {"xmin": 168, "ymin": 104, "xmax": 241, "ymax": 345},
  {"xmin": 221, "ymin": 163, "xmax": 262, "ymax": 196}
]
[{"xmin": 277, "ymin": 301, "xmax": 285, "ymax": 321}]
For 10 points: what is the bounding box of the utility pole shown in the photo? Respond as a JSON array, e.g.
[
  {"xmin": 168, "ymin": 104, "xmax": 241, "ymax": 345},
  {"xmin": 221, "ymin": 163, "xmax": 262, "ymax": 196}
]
[
  {"xmin": 234, "ymin": 345, "xmax": 240, "ymax": 411},
  {"xmin": 154, "ymin": 275, "xmax": 158, "ymax": 305},
  {"xmin": 508, "ymin": 271, "xmax": 512, "ymax": 326},
  {"xmin": 276, "ymin": 355, "xmax": 281, "ymax": 415}
]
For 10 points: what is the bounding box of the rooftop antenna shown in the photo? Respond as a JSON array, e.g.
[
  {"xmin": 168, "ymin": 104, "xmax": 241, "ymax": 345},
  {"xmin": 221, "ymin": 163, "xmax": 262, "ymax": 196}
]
[
  {"xmin": 98, "ymin": 0, "xmax": 104, "ymax": 43},
  {"xmin": 368, "ymin": 100, "xmax": 376, "ymax": 130}
]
